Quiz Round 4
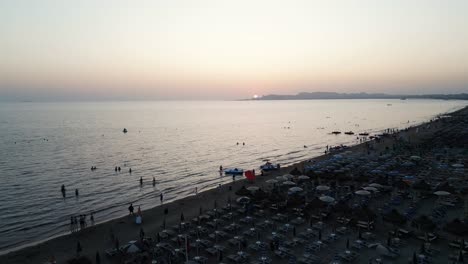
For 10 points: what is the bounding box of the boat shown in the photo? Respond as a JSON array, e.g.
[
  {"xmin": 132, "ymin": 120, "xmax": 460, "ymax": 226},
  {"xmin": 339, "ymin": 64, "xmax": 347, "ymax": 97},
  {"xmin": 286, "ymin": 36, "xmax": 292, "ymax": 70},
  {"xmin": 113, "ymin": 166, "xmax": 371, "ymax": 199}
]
[
  {"xmin": 123, "ymin": 128, "xmax": 128, "ymax": 133},
  {"xmin": 331, "ymin": 131, "xmax": 341, "ymax": 135},
  {"xmin": 359, "ymin": 132, "xmax": 369, "ymax": 136},
  {"xmin": 260, "ymin": 162, "xmax": 280, "ymax": 171},
  {"xmin": 224, "ymin": 168, "xmax": 244, "ymax": 175},
  {"xmin": 344, "ymin": 131, "xmax": 354, "ymax": 135}
]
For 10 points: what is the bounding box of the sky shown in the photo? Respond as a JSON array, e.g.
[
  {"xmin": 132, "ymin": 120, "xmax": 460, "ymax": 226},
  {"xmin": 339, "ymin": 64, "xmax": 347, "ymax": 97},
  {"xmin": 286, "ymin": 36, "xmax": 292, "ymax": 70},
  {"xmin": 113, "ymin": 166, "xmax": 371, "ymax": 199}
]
[{"xmin": 1, "ymin": 0, "xmax": 468, "ymax": 100}]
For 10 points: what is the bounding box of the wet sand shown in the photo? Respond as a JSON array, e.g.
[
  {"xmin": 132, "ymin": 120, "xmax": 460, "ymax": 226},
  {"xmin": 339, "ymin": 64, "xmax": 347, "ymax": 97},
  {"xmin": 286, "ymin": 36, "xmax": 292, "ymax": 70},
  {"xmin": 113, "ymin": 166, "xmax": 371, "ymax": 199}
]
[{"xmin": 1, "ymin": 106, "xmax": 466, "ymax": 264}]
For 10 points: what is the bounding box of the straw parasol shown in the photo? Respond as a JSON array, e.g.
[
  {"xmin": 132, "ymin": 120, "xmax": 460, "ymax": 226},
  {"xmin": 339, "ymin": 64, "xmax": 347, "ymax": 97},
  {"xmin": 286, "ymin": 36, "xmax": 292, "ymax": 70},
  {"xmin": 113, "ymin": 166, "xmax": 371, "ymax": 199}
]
[
  {"xmin": 282, "ymin": 181, "xmax": 296, "ymax": 186},
  {"xmin": 363, "ymin": 186, "xmax": 378, "ymax": 192},
  {"xmin": 298, "ymin": 175, "xmax": 310, "ymax": 180},
  {"xmin": 355, "ymin": 190, "xmax": 371, "ymax": 196},
  {"xmin": 316, "ymin": 185, "xmax": 330, "ymax": 191},
  {"xmin": 433, "ymin": 191, "xmax": 451, "ymax": 196},
  {"xmin": 288, "ymin": 187, "xmax": 303, "ymax": 193},
  {"xmin": 266, "ymin": 179, "xmax": 278, "ymax": 184},
  {"xmin": 246, "ymin": 186, "xmax": 259, "ymax": 192},
  {"xmin": 276, "ymin": 176, "xmax": 288, "ymax": 181},
  {"xmin": 319, "ymin": 195, "xmax": 335, "ymax": 203},
  {"xmin": 368, "ymin": 183, "xmax": 383, "ymax": 188}
]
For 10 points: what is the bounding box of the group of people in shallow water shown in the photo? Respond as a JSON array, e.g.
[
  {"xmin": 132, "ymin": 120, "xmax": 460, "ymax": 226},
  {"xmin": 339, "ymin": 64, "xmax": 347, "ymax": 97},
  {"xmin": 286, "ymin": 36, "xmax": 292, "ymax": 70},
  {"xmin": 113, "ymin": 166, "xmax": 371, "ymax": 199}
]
[
  {"xmin": 115, "ymin": 166, "xmax": 132, "ymax": 173},
  {"xmin": 61, "ymin": 184, "xmax": 80, "ymax": 198},
  {"xmin": 70, "ymin": 213, "xmax": 94, "ymax": 233}
]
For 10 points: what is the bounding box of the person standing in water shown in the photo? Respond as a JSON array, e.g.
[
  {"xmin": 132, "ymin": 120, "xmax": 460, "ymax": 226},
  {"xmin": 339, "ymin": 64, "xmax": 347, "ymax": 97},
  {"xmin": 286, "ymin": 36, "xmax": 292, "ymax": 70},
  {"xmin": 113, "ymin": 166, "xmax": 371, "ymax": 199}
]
[
  {"xmin": 160, "ymin": 193, "xmax": 164, "ymax": 203},
  {"xmin": 152, "ymin": 177, "xmax": 156, "ymax": 186},
  {"xmin": 139, "ymin": 177, "xmax": 143, "ymax": 185},
  {"xmin": 129, "ymin": 168, "xmax": 132, "ymax": 173},
  {"xmin": 128, "ymin": 203, "xmax": 134, "ymax": 215},
  {"xmin": 61, "ymin": 185, "xmax": 66, "ymax": 197},
  {"xmin": 75, "ymin": 189, "xmax": 79, "ymax": 196}
]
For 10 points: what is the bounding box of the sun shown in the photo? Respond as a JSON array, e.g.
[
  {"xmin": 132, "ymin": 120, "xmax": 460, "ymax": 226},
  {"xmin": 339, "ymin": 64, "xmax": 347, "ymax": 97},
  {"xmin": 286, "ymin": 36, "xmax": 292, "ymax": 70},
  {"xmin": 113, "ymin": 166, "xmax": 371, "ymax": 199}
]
[{"xmin": 253, "ymin": 94, "xmax": 259, "ymax": 99}]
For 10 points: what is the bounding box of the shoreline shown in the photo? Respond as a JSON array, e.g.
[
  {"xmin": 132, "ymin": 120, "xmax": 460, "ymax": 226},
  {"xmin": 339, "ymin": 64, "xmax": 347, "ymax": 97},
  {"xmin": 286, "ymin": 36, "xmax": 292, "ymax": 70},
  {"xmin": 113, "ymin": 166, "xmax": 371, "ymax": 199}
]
[{"xmin": 1, "ymin": 105, "xmax": 467, "ymax": 263}]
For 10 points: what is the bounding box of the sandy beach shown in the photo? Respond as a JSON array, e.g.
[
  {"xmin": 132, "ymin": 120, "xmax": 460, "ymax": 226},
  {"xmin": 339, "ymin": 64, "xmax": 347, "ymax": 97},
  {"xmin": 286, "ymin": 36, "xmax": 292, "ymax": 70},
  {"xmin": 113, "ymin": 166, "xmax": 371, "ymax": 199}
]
[{"xmin": 1, "ymin": 106, "xmax": 467, "ymax": 264}]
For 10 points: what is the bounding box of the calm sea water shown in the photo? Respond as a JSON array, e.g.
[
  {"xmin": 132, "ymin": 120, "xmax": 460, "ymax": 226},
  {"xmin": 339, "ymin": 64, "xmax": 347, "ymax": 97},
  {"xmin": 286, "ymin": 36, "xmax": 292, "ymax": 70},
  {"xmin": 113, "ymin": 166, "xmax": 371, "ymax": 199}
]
[{"xmin": 0, "ymin": 99, "xmax": 466, "ymax": 252}]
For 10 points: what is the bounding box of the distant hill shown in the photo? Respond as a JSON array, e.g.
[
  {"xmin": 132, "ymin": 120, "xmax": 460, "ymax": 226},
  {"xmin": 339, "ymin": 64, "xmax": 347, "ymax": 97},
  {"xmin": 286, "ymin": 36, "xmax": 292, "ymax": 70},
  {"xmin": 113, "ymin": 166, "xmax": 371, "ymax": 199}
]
[{"xmin": 249, "ymin": 92, "xmax": 468, "ymax": 100}]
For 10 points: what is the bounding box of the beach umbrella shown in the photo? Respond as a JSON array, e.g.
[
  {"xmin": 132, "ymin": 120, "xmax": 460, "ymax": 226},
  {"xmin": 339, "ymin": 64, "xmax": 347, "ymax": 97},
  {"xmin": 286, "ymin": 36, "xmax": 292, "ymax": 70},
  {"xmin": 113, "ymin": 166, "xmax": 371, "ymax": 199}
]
[
  {"xmin": 284, "ymin": 174, "xmax": 294, "ymax": 179},
  {"xmin": 369, "ymin": 183, "xmax": 383, "ymax": 188},
  {"xmin": 363, "ymin": 186, "xmax": 378, "ymax": 192},
  {"xmin": 288, "ymin": 187, "xmax": 303, "ymax": 193},
  {"xmin": 283, "ymin": 181, "xmax": 296, "ymax": 186},
  {"xmin": 319, "ymin": 195, "xmax": 335, "ymax": 203},
  {"xmin": 276, "ymin": 176, "xmax": 288, "ymax": 181},
  {"xmin": 236, "ymin": 196, "xmax": 250, "ymax": 204},
  {"xmin": 298, "ymin": 175, "xmax": 310, "ymax": 180},
  {"xmin": 433, "ymin": 191, "xmax": 451, "ymax": 196},
  {"xmin": 355, "ymin": 190, "xmax": 371, "ymax": 196},
  {"xmin": 376, "ymin": 244, "xmax": 389, "ymax": 255},
  {"xmin": 266, "ymin": 179, "xmax": 278, "ymax": 184},
  {"xmin": 247, "ymin": 186, "xmax": 260, "ymax": 192},
  {"xmin": 316, "ymin": 185, "xmax": 330, "ymax": 191},
  {"xmin": 452, "ymin": 163, "xmax": 464, "ymax": 168},
  {"xmin": 125, "ymin": 243, "xmax": 141, "ymax": 253}
]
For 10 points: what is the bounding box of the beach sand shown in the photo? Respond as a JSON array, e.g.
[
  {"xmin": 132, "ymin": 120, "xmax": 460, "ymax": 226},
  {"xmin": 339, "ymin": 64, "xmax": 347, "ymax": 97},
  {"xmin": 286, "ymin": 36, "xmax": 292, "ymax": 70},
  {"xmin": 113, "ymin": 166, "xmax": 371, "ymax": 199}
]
[{"xmin": 1, "ymin": 106, "xmax": 466, "ymax": 264}]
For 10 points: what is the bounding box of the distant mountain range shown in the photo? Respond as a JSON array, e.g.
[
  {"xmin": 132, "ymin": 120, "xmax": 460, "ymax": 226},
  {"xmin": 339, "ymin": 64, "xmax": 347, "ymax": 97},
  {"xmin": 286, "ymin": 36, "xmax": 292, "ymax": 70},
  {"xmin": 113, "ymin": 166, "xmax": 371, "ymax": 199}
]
[{"xmin": 248, "ymin": 92, "xmax": 468, "ymax": 100}]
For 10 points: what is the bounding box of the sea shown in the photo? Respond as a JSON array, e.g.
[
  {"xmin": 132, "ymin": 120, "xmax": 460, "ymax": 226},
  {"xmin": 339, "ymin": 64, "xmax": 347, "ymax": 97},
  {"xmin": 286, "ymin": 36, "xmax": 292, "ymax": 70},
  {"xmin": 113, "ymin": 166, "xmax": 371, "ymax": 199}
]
[{"xmin": 0, "ymin": 99, "xmax": 466, "ymax": 253}]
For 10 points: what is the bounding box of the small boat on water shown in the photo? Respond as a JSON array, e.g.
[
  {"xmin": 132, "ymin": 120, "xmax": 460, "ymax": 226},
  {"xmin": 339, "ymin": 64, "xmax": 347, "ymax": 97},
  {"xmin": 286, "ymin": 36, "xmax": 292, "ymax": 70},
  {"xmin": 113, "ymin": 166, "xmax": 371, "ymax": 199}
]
[
  {"xmin": 224, "ymin": 168, "xmax": 244, "ymax": 175},
  {"xmin": 359, "ymin": 132, "xmax": 369, "ymax": 136},
  {"xmin": 331, "ymin": 131, "xmax": 341, "ymax": 135},
  {"xmin": 260, "ymin": 162, "xmax": 280, "ymax": 171},
  {"xmin": 344, "ymin": 131, "xmax": 354, "ymax": 135},
  {"xmin": 123, "ymin": 128, "xmax": 128, "ymax": 133}
]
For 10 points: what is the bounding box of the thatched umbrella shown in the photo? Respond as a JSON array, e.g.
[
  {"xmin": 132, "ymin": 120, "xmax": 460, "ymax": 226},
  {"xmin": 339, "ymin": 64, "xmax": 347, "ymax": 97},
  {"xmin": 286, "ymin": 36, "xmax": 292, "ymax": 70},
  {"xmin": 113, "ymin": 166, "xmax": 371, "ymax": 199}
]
[{"xmin": 435, "ymin": 182, "xmax": 456, "ymax": 194}]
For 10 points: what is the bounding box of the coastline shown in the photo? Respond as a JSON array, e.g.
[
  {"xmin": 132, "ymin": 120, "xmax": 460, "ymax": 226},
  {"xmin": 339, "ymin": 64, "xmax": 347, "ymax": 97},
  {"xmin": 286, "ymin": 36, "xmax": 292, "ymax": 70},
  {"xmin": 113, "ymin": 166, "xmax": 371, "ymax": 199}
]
[{"xmin": 1, "ymin": 105, "xmax": 467, "ymax": 264}]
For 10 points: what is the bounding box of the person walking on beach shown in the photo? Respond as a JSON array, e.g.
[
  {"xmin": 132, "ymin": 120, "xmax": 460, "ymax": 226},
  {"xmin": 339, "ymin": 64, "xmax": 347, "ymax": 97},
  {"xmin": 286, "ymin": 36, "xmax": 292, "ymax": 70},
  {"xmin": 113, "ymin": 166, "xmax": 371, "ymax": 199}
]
[
  {"xmin": 118, "ymin": 167, "xmax": 121, "ymax": 172},
  {"xmin": 129, "ymin": 168, "xmax": 132, "ymax": 173},
  {"xmin": 128, "ymin": 203, "xmax": 134, "ymax": 215},
  {"xmin": 90, "ymin": 212, "xmax": 95, "ymax": 225},
  {"xmin": 76, "ymin": 241, "xmax": 82, "ymax": 256},
  {"xmin": 115, "ymin": 166, "xmax": 118, "ymax": 172},
  {"xmin": 160, "ymin": 193, "xmax": 164, "ymax": 203}
]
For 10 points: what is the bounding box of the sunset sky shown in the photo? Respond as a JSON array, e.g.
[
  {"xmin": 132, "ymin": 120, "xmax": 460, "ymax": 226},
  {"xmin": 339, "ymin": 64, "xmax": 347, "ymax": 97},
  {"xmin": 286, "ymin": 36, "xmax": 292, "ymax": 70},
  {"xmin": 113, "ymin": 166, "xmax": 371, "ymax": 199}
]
[{"xmin": 1, "ymin": 0, "xmax": 467, "ymax": 100}]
